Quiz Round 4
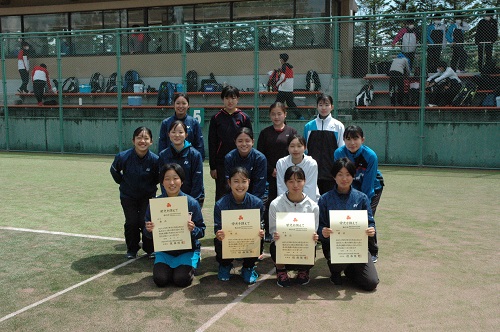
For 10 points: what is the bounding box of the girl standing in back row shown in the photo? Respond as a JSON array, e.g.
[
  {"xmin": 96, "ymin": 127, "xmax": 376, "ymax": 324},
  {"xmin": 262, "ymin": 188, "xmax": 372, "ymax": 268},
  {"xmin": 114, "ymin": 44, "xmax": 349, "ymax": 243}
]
[
  {"xmin": 110, "ymin": 126, "xmax": 159, "ymax": 259},
  {"xmin": 257, "ymin": 102, "xmax": 297, "ymax": 241}
]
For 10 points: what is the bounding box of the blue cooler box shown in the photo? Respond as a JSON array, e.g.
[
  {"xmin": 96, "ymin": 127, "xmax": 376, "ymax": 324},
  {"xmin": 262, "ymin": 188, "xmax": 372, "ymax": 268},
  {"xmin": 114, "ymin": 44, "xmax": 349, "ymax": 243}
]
[
  {"xmin": 128, "ymin": 96, "xmax": 142, "ymax": 106},
  {"xmin": 79, "ymin": 84, "xmax": 91, "ymax": 93}
]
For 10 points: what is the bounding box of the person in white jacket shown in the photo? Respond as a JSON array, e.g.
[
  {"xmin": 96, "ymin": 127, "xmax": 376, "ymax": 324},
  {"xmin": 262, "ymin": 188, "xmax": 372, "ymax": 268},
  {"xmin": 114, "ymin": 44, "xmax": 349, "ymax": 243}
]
[
  {"xmin": 276, "ymin": 134, "xmax": 319, "ymax": 203},
  {"xmin": 425, "ymin": 61, "xmax": 461, "ymax": 106},
  {"xmin": 269, "ymin": 165, "xmax": 319, "ymax": 287}
]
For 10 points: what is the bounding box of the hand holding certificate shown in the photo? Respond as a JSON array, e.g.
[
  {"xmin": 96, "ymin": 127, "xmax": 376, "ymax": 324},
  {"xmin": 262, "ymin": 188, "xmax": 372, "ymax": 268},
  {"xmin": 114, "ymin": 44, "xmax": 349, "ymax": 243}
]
[
  {"xmin": 275, "ymin": 212, "xmax": 316, "ymax": 265},
  {"xmin": 329, "ymin": 210, "xmax": 368, "ymax": 264},
  {"xmin": 149, "ymin": 196, "xmax": 192, "ymax": 252},
  {"xmin": 221, "ymin": 209, "xmax": 261, "ymax": 259}
]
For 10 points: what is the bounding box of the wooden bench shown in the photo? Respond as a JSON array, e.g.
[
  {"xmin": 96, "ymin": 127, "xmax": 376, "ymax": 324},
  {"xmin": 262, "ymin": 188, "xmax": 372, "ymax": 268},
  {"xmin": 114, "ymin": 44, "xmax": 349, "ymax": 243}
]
[{"xmin": 355, "ymin": 105, "xmax": 499, "ymax": 110}]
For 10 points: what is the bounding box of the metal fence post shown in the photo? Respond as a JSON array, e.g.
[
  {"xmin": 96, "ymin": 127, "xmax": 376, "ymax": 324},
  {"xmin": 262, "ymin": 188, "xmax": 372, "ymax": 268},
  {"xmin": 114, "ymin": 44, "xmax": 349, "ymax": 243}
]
[
  {"xmin": 56, "ymin": 35, "xmax": 64, "ymax": 153},
  {"xmin": 115, "ymin": 30, "xmax": 123, "ymax": 151},
  {"xmin": 1, "ymin": 34, "xmax": 9, "ymax": 150},
  {"xmin": 253, "ymin": 22, "xmax": 260, "ymax": 133}
]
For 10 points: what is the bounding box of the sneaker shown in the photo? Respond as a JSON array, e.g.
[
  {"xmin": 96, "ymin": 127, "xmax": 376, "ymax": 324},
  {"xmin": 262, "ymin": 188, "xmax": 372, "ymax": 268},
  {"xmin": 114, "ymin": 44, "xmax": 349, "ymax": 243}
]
[
  {"xmin": 241, "ymin": 267, "xmax": 259, "ymax": 284},
  {"xmin": 296, "ymin": 270, "xmax": 310, "ymax": 285},
  {"xmin": 218, "ymin": 264, "xmax": 232, "ymax": 281},
  {"xmin": 371, "ymin": 255, "xmax": 378, "ymax": 263},
  {"xmin": 125, "ymin": 251, "xmax": 137, "ymax": 259},
  {"xmin": 17, "ymin": 89, "xmax": 22, "ymax": 94},
  {"xmin": 276, "ymin": 270, "xmax": 291, "ymax": 287},
  {"xmin": 147, "ymin": 252, "xmax": 156, "ymax": 259},
  {"xmin": 330, "ymin": 272, "xmax": 342, "ymax": 285}
]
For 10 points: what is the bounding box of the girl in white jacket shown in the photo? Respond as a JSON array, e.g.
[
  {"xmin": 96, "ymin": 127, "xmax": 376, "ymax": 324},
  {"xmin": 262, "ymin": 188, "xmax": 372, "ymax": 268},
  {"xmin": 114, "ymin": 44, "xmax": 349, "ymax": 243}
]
[
  {"xmin": 269, "ymin": 165, "xmax": 319, "ymax": 287},
  {"xmin": 276, "ymin": 134, "xmax": 320, "ymax": 203}
]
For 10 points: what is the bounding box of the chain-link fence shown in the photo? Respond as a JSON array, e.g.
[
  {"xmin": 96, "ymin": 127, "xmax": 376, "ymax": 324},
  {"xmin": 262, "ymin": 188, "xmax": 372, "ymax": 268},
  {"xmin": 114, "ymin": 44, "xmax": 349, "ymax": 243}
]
[{"xmin": 1, "ymin": 9, "xmax": 499, "ymax": 168}]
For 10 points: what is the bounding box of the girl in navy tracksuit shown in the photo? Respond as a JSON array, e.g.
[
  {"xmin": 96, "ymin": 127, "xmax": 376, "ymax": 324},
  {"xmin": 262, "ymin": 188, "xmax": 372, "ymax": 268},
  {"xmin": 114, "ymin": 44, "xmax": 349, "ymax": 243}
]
[
  {"xmin": 224, "ymin": 127, "xmax": 267, "ymax": 202},
  {"xmin": 158, "ymin": 120, "xmax": 205, "ymax": 207},
  {"xmin": 157, "ymin": 93, "xmax": 205, "ymax": 159},
  {"xmin": 334, "ymin": 125, "xmax": 384, "ymax": 263},
  {"xmin": 208, "ymin": 86, "xmax": 252, "ymax": 201},
  {"xmin": 110, "ymin": 126, "xmax": 159, "ymax": 259},
  {"xmin": 318, "ymin": 158, "xmax": 379, "ymax": 291},
  {"xmin": 214, "ymin": 167, "xmax": 264, "ymax": 284},
  {"xmin": 144, "ymin": 163, "xmax": 206, "ymax": 288}
]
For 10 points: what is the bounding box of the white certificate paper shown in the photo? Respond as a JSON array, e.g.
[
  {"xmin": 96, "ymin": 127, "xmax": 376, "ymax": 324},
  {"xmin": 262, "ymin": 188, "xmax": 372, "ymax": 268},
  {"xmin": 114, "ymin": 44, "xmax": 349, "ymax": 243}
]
[
  {"xmin": 149, "ymin": 196, "xmax": 192, "ymax": 252},
  {"xmin": 329, "ymin": 210, "xmax": 368, "ymax": 263},
  {"xmin": 221, "ymin": 209, "xmax": 261, "ymax": 259},
  {"xmin": 275, "ymin": 212, "xmax": 316, "ymax": 265}
]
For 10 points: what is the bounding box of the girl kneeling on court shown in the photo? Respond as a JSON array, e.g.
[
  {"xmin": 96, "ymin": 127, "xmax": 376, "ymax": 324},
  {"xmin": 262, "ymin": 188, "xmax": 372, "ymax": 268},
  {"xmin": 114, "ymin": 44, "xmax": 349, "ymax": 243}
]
[
  {"xmin": 269, "ymin": 165, "xmax": 319, "ymax": 287},
  {"xmin": 144, "ymin": 163, "xmax": 206, "ymax": 288},
  {"xmin": 214, "ymin": 167, "xmax": 265, "ymax": 284},
  {"xmin": 318, "ymin": 158, "xmax": 379, "ymax": 291}
]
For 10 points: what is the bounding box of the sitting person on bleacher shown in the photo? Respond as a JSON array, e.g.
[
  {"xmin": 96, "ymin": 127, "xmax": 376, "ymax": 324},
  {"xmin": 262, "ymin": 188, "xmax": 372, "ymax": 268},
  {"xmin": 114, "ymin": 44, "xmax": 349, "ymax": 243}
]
[
  {"xmin": 388, "ymin": 53, "xmax": 411, "ymax": 106},
  {"xmin": 425, "ymin": 61, "xmax": 462, "ymax": 107}
]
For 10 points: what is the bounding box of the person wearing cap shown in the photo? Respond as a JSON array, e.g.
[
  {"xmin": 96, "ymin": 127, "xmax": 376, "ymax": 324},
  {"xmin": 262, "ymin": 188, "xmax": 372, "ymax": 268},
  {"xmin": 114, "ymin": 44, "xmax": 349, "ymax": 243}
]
[
  {"xmin": 426, "ymin": 14, "xmax": 447, "ymax": 73},
  {"xmin": 392, "ymin": 19, "xmax": 420, "ymax": 70},
  {"xmin": 275, "ymin": 53, "xmax": 298, "ymax": 117},
  {"xmin": 475, "ymin": 9, "xmax": 498, "ymax": 73},
  {"xmin": 446, "ymin": 13, "xmax": 471, "ymax": 73}
]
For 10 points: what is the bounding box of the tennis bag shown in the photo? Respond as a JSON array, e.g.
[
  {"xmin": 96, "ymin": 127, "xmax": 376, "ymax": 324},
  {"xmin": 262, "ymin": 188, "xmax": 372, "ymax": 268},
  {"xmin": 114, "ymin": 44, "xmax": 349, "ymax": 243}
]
[
  {"xmin": 452, "ymin": 81, "xmax": 477, "ymax": 106},
  {"xmin": 355, "ymin": 82, "xmax": 374, "ymax": 107},
  {"xmin": 89, "ymin": 72, "xmax": 104, "ymax": 93},
  {"xmin": 62, "ymin": 77, "xmax": 79, "ymax": 93},
  {"xmin": 157, "ymin": 81, "xmax": 177, "ymax": 106}
]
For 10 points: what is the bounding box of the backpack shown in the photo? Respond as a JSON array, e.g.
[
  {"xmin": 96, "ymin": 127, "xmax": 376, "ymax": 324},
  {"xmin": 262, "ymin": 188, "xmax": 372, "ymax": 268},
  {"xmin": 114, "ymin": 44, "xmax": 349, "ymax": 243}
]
[
  {"xmin": 355, "ymin": 82, "xmax": 374, "ymax": 107},
  {"xmin": 305, "ymin": 70, "xmax": 321, "ymax": 91},
  {"xmin": 267, "ymin": 69, "xmax": 281, "ymax": 92},
  {"xmin": 105, "ymin": 72, "xmax": 120, "ymax": 93},
  {"xmin": 62, "ymin": 77, "xmax": 79, "ymax": 93},
  {"xmin": 452, "ymin": 82, "xmax": 478, "ymax": 106},
  {"xmin": 89, "ymin": 72, "xmax": 104, "ymax": 93},
  {"xmin": 157, "ymin": 81, "xmax": 177, "ymax": 106},
  {"xmin": 187, "ymin": 70, "xmax": 198, "ymax": 92},
  {"xmin": 123, "ymin": 70, "xmax": 141, "ymax": 93},
  {"xmin": 481, "ymin": 85, "xmax": 500, "ymax": 106}
]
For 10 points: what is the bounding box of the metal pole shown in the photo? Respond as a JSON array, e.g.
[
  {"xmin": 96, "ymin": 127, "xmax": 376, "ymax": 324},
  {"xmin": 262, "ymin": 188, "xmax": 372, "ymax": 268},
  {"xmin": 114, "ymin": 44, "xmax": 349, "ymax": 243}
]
[
  {"xmin": 116, "ymin": 30, "xmax": 123, "ymax": 151},
  {"xmin": 332, "ymin": 17, "xmax": 339, "ymax": 117},
  {"xmin": 253, "ymin": 22, "xmax": 260, "ymax": 133},
  {"xmin": 418, "ymin": 14, "xmax": 428, "ymax": 167},
  {"xmin": 181, "ymin": 27, "xmax": 187, "ymax": 91},
  {"xmin": 1, "ymin": 34, "xmax": 10, "ymax": 150},
  {"xmin": 56, "ymin": 34, "xmax": 64, "ymax": 153}
]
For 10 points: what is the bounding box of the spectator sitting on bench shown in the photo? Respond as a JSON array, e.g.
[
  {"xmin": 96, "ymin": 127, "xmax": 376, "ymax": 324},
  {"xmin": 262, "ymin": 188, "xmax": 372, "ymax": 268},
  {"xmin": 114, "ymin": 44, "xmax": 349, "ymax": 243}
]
[{"xmin": 425, "ymin": 61, "xmax": 461, "ymax": 107}]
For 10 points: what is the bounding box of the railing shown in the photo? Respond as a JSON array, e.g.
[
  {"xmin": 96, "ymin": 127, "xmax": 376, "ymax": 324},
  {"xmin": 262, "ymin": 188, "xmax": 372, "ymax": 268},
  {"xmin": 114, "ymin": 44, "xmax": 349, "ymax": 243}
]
[{"xmin": 0, "ymin": 8, "xmax": 499, "ymax": 168}]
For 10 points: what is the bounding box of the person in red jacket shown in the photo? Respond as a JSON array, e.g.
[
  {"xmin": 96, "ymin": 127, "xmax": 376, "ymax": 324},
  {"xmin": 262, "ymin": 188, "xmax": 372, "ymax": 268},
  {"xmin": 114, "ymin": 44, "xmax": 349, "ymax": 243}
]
[{"xmin": 31, "ymin": 63, "xmax": 53, "ymax": 106}]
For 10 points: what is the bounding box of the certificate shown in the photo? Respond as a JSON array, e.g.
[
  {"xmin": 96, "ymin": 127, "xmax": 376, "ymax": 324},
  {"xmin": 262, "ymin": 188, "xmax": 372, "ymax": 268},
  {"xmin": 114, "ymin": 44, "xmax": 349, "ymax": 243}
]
[
  {"xmin": 329, "ymin": 210, "xmax": 368, "ymax": 264},
  {"xmin": 149, "ymin": 196, "xmax": 192, "ymax": 252},
  {"xmin": 275, "ymin": 212, "xmax": 316, "ymax": 265},
  {"xmin": 221, "ymin": 209, "xmax": 261, "ymax": 259}
]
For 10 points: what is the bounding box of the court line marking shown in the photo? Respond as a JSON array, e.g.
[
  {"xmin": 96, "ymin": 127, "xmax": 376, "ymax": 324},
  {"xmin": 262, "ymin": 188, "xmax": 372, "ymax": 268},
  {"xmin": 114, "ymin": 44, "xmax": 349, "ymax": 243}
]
[
  {"xmin": 1, "ymin": 225, "xmax": 267, "ymax": 326},
  {"xmin": 0, "ymin": 226, "xmax": 123, "ymax": 241},
  {"xmin": 0, "ymin": 257, "xmax": 140, "ymax": 323},
  {"xmin": 195, "ymin": 267, "xmax": 276, "ymax": 332}
]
